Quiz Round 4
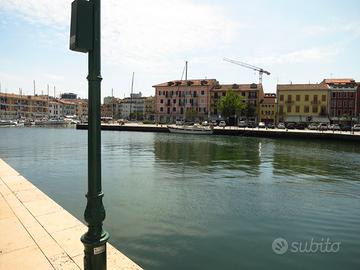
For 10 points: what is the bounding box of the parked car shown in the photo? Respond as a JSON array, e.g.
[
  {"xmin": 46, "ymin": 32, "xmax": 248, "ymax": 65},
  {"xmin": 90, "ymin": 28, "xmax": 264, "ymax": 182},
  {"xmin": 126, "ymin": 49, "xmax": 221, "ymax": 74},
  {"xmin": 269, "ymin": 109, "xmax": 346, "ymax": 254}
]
[
  {"xmin": 277, "ymin": 123, "xmax": 286, "ymax": 129},
  {"xmin": 286, "ymin": 123, "xmax": 296, "ymax": 129},
  {"xmin": 308, "ymin": 123, "xmax": 318, "ymax": 130},
  {"xmin": 175, "ymin": 119, "xmax": 184, "ymax": 125},
  {"xmin": 340, "ymin": 124, "xmax": 352, "ymax": 131},
  {"xmin": 328, "ymin": 124, "xmax": 341, "ymax": 131},
  {"xmin": 352, "ymin": 124, "xmax": 360, "ymax": 131},
  {"xmin": 295, "ymin": 123, "xmax": 306, "ymax": 130},
  {"xmin": 318, "ymin": 123, "xmax": 328, "ymax": 131},
  {"xmin": 211, "ymin": 120, "xmax": 218, "ymax": 126},
  {"xmin": 202, "ymin": 121, "xmax": 209, "ymax": 126},
  {"xmin": 247, "ymin": 122, "xmax": 257, "ymax": 128},
  {"xmin": 238, "ymin": 120, "xmax": 247, "ymax": 127},
  {"xmin": 219, "ymin": 121, "xmax": 226, "ymax": 127},
  {"xmin": 258, "ymin": 122, "xmax": 266, "ymax": 128},
  {"xmin": 266, "ymin": 123, "xmax": 275, "ymax": 129}
]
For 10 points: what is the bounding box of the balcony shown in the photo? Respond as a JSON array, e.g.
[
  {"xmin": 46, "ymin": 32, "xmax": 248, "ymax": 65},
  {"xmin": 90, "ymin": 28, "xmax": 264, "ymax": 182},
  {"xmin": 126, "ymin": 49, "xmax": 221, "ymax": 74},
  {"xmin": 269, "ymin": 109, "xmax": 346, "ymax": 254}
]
[{"xmin": 311, "ymin": 100, "xmax": 319, "ymax": 105}]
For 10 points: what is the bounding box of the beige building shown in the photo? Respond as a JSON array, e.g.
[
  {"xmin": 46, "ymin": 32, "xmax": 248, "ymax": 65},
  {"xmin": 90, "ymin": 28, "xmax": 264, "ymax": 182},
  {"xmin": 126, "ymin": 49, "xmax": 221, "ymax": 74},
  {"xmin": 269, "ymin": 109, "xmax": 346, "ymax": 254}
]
[
  {"xmin": 210, "ymin": 83, "xmax": 264, "ymax": 123},
  {"xmin": 144, "ymin": 96, "xmax": 155, "ymax": 121},
  {"xmin": 259, "ymin": 93, "xmax": 276, "ymax": 124},
  {"xmin": 276, "ymin": 83, "xmax": 329, "ymax": 123},
  {"xmin": 0, "ymin": 93, "xmax": 49, "ymax": 119}
]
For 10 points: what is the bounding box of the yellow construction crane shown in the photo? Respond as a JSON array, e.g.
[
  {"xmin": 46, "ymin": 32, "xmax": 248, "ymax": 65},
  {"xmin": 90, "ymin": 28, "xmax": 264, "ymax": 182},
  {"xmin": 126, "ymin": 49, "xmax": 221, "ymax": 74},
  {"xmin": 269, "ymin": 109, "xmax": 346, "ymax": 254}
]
[{"xmin": 223, "ymin": 57, "xmax": 270, "ymax": 84}]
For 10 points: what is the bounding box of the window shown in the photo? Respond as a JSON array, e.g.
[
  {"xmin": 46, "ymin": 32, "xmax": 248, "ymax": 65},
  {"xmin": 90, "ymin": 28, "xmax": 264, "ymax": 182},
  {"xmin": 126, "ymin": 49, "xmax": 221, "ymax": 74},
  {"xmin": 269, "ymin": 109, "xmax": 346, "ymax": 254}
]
[
  {"xmin": 173, "ymin": 107, "xmax": 176, "ymax": 112},
  {"xmin": 160, "ymin": 107, "xmax": 163, "ymax": 112},
  {"xmin": 296, "ymin": 95, "xmax": 300, "ymax": 101},
  {"xmin": 287, "ymin": 95, "xmax": 292, "ymax": 101},
  {"xmin": 280, "ymin": 95, "xmax": 284, "ymax": 101},
  {"xmin": 304, "ymin": 106, "xmax": 309, "ymax": 113},
  {"xmin": 313, "ymin": 95, "xmax": 318, "ymax": 101},
  {"xmin": 242, "ymin": 92, "xmax": 245, "ymax": 96},
  {"xmin": 295, "ymin": 106, "xmax": 300, "ymax": 113},
  {"xmin": 312, "ymin": 106, "xmax": 318, "ymax": 113},
  {"xmin": 158, "ymin": 91, "xmax": 162, "ymax": 95},
  {"xmin": 167, "ymin": 107, "xmax": 170, "ymax": 114},
  {"xmin": 322, "ymin": 95, "xmax": 326, "ymax": 102},
  {"xmin": 160, "ymin": 99, "xmax": 163, "ymax": 104},
  {"xmin": 305, "ymin": 95, "xmax": 309, "ymax": 101},
  {"xmin": 201, "ymin": 90, "xmax": 205, "ymax": 95},
  {"xmin": 287, "ymin": 106, "xmax": 291, "ymax": 113},
  {"xmin": 332, "ymin": 92, "xmax": 336, "ymax": 98},
  {"xmin": 173, "ymin": 99, "xmax": 176, "ymax": 104},
  {"xmin": 350, "ymin": 92, "xmax": 354, "ymax": 98}
]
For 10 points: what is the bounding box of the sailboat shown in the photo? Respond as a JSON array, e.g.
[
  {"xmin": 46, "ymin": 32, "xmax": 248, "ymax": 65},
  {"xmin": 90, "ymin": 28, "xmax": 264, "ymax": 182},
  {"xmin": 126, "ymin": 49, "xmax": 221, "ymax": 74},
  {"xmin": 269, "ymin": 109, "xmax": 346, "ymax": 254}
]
[{"xmin": 167, "ymin": 61, "xmax": 213, "ymax": 135}]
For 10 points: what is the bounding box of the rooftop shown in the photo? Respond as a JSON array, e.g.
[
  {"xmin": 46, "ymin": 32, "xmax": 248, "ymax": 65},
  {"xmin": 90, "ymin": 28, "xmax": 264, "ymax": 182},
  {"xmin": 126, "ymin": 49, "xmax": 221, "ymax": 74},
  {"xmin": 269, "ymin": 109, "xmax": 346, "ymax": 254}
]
[{"xmin": 153, "ymin": 79, "xmax": 218, "ymax": 87}]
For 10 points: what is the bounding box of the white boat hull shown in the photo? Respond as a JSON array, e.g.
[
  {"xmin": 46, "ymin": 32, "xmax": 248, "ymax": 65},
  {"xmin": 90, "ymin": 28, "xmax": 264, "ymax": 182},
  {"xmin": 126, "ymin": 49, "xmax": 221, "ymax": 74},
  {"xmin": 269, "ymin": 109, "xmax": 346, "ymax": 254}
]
[{"xmin": 168, "ymin": 125, "xmax": 213, "ymax": 135}]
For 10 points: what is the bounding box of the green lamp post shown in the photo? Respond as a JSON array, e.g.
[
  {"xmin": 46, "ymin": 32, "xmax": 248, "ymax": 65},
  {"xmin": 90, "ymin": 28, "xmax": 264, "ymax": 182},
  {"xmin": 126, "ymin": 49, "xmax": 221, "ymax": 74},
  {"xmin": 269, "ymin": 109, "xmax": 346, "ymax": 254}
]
[{"xmin": 70, "ymin": 0, "xmax": 109, "ymax": 269}]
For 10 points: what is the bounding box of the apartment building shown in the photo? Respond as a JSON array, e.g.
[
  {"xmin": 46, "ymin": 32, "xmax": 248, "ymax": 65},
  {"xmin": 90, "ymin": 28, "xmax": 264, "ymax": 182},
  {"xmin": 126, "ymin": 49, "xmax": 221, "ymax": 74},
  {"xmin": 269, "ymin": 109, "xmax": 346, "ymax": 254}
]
[
  {"xmin": 259, "ymin": 93, "xmax": 276, "ymax": 124},
  {"xmin": 276, "ymin": 83, "xmax": 329, "ymax": 123},
  {"xmin": 48, "ymin": 100, "xmax": 63, "ymax": 119},
  {"xmin": 210, "ymin": 83, "xmax": 264, "ymax": 123},
  {"xmin": 0, "ymin": 93, "xmax": 48, "ymax": 119},
  {"xmin": 323, "ymin": 79, "xmax": 358, "ymax": 121},
  {"xmin": 144, "ymin": 96, "xmax": 155, "ymax": 121},
  {"xmin": 153, "ymin": 79, "xmax": 217, "ymax": 123}
]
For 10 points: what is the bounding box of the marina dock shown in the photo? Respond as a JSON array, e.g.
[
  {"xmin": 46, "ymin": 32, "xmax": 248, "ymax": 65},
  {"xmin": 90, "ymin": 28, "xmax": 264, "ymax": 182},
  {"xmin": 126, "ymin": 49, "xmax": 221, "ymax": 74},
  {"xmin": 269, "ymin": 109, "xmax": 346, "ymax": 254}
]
[
  {"xmin": 76, "ymin": 123, "xmax": 360, "ymax": 142},
  {"xmin": 0, "ymin": 159, "xmax": 142, "ymax": 270}
]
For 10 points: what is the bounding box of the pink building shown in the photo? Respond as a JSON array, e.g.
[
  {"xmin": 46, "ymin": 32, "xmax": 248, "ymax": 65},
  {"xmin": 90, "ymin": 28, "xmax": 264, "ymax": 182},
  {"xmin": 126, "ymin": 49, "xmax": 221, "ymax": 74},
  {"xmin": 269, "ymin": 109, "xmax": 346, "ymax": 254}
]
[{"xmin": 153, "ymin": 79, "xmax": 218, "ymax": 123}]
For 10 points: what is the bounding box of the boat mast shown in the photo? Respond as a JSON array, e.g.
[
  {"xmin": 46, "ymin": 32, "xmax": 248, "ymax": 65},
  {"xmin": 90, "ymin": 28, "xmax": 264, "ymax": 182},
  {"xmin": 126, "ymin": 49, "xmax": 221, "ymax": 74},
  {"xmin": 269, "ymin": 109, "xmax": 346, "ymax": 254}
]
[{"xmin": 129, "ymin": 72, "xmax": 134, "ymax": 120}]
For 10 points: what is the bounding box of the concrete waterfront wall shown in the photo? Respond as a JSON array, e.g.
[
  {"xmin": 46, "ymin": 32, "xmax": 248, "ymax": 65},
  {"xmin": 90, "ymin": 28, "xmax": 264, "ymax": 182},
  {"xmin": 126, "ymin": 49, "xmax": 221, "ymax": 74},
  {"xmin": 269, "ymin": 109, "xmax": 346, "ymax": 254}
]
[
  {"xmin": 0, "ymin": 159, "xmax": 142, "ymax": 270},
  {"xmin": 76, "ymin": 123, "xmax": 360, "ymax": 142}
]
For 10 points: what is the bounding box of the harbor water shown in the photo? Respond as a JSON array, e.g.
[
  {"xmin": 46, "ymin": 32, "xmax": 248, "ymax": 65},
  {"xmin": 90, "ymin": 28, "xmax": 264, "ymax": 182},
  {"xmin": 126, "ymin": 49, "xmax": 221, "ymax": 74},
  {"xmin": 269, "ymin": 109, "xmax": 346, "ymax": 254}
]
[{"xmin": 0, "ymin": 127, "xmax": 359, "ymax": 270}]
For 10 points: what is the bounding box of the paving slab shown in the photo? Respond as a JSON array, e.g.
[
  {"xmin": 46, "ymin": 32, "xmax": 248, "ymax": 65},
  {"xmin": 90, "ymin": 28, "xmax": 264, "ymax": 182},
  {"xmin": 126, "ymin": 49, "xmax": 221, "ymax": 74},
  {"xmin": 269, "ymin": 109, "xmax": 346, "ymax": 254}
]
[{"xmin": 0, "ymin": 159, "xmax": 143, "ymax": 270}]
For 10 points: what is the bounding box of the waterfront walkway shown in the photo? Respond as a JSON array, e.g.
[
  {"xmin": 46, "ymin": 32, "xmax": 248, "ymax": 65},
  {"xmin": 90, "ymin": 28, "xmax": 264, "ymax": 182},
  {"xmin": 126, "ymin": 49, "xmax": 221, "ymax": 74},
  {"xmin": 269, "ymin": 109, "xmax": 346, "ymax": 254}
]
[{"xmin": 0, "ymin": 159, "xmax": 142, "ymax": 270}]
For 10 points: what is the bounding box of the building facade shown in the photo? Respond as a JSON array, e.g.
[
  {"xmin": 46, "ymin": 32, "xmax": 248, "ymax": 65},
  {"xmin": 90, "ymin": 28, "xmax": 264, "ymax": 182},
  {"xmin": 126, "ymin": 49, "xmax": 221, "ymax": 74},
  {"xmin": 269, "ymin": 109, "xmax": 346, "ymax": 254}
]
[
  {"xmin": 323, "ymin": 79, "xmax": 358, "ymax": 121},
  {"xmin": 0, "ymin": 93, "xmax": 49, "ymax": 119},
  {"xmin": 153, "ymin": 79, "xmax": 217, "ymax": 123},
  {"xmin": 276, "ymin": 83, "xmax": 329, "ymax": 123},
  {"xmin": 210, "ymin": 83, "xmax": 264, "ymax": 123},
  {"xmin": 259, "ymin": 93, "xmax": 276, "ymax": 124},
  {"xmin": 144, "ymin": 96, "xmax": 155, "ymax": 121},
  {"xmin": 48, "ymin": 100, "xmax": 63, "ymax": 119},
  {"xmin": 60, "ymin": 100, "xmax": 77, "ymax": 116}
]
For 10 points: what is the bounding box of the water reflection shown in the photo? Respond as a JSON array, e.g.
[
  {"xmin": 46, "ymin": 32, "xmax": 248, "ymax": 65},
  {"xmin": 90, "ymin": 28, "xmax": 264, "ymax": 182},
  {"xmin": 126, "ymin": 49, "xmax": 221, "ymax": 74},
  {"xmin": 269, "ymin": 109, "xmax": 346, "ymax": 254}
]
[
  {"xmin": 272, "ymin": 140, "xmax": 360, "ymax": 182},
  {"xmin": 154, "ymin": 134, "xmax": 261, "ymax": 175}
]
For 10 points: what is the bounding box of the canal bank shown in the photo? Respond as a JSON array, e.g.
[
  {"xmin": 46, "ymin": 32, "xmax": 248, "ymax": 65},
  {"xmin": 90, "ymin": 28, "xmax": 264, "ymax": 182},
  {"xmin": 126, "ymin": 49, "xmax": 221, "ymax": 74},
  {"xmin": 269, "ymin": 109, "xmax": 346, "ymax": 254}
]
[
  {"xmin": 76, "ymin": 123, "xmax": 360, "ymax": 142},
  {"xmin": 0, "ymin": 159, "xmax": 142, "ymax": 270}
]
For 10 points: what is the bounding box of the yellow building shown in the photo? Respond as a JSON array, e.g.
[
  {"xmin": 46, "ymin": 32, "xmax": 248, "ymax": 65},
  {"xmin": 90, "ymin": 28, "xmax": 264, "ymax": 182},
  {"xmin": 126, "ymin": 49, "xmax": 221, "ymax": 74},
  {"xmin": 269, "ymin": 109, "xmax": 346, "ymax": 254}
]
[
  {"xmin": 259, "ymin": 93, "xmax": 276, "ymax": 124},
  {"xmin": 276, "ymin": 83, "xmax": 329, "ymax": 123}
]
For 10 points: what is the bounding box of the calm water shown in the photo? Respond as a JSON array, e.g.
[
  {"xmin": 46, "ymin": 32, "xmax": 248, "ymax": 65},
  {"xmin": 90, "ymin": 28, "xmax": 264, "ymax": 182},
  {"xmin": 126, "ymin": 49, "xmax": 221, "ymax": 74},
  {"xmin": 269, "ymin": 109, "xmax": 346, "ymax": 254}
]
[{"xmin": 0, "ymin": 127, "xmax": 359, "ymax": 270}]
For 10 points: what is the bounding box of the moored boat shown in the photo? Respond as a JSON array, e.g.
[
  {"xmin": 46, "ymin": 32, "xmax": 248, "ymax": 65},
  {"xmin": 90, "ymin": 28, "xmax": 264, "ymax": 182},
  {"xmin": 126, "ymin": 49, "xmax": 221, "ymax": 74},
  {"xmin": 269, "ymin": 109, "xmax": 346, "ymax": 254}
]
[{"xmin": 168, "ymin": 124, "xmax": 213, "ymax": 135}]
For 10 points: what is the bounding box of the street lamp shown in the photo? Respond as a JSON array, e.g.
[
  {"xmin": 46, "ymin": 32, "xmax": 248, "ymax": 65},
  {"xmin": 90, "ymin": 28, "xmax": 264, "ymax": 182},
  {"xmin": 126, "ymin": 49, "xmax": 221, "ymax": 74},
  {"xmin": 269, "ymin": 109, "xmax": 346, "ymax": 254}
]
[{"xmin": 70, "ymin": 0, "xmax": 109, "ymax": 269}]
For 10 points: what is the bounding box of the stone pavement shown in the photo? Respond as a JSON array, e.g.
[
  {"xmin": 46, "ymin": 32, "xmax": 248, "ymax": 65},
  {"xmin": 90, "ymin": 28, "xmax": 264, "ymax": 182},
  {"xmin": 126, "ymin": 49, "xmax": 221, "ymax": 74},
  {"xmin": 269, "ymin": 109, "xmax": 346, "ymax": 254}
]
[{"xmin": 0, "ymin": 159, "xmax": 142, "ymax": 270}]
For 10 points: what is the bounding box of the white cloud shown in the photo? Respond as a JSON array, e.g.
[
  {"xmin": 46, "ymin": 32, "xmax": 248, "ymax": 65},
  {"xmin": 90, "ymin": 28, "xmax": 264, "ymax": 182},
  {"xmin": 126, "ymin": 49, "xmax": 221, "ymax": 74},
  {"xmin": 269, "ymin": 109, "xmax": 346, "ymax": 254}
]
[
  {"xmin": 1, "ymin": 0, "xmax": 238, "ymax": 70},
  {"xmin": 246, "ymin": 46, "xmax": 341, "ymax": 65},
  {"xmin": 302, "ymin": 21, "xmax": 360, "ymax": 36}
]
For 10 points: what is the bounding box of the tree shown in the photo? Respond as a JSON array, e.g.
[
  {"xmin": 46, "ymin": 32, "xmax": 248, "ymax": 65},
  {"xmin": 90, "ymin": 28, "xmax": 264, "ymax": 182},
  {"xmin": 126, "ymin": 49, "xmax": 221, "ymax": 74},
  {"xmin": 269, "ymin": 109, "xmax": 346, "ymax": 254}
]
[{"xmin": 217, "ymin": 90, "xmax": 247, "ymax": 120}]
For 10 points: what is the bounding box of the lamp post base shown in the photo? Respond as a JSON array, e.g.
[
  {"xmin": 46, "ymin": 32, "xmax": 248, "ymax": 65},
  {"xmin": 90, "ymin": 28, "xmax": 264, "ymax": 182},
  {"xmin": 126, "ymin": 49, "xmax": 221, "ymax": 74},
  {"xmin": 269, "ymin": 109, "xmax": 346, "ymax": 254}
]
[{"xmin": 81, "ymin": 231, "xmax": 110, "ymax": 270}]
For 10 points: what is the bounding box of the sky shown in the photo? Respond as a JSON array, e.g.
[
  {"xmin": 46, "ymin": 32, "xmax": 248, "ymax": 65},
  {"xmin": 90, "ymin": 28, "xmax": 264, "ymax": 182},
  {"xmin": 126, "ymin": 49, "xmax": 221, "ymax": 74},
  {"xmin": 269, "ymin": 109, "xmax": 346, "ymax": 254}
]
[{"xmin": 0, "ymin": 0, "xmax": 359, "ymax": 100}]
